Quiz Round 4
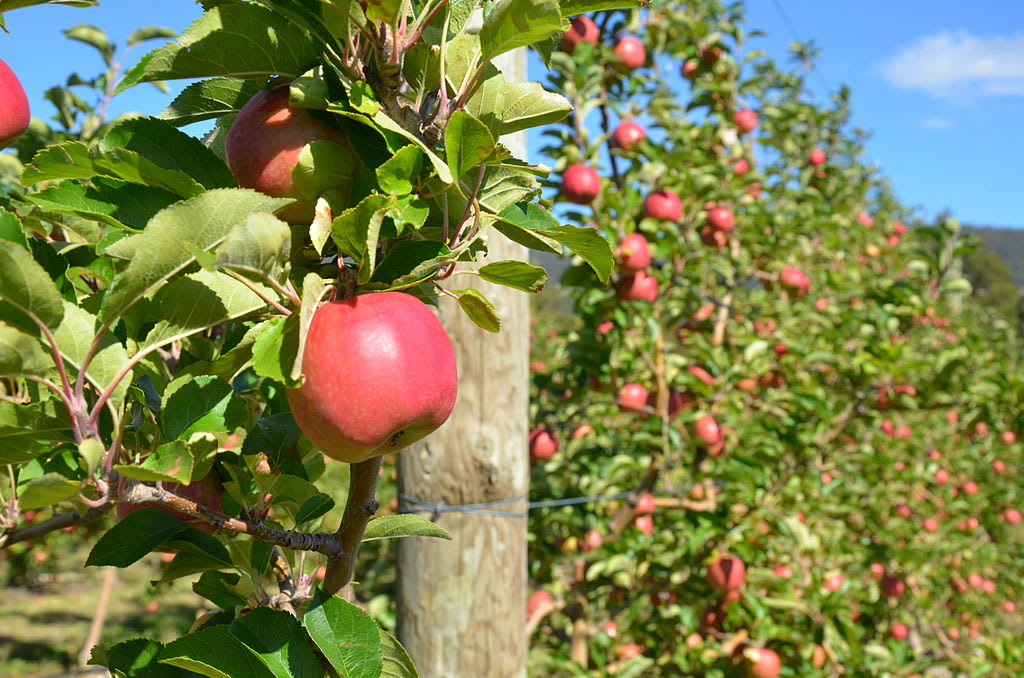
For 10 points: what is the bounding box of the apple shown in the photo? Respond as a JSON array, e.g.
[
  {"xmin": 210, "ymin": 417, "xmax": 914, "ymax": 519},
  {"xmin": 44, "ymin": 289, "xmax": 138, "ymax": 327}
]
[
  {"xmin": 286, "ymin": 292, "xmax": 458, "ymax": 464},
  {"xmin": 0, "ymin": 58, "xmax": 30, "ymax": 147},
  {"xmin": 1001, "ymin": 431, "xmax": 1016, "ymax": 444},
  {"xmin": 893, "ymin": 221, "xmax": 908, "ymax": 235},
  {"xmin": 733, "ymin": 158, "xmax": 751, "ymax": 175},
  {"xmin": 645, "ymin": 388, "xmax": 690, "ymax": 417},
  {"xmin": 733, "ymin": 109, "xmax": 759, "ymax": 133},
  {"xmin": 560, "ymin": 15, "xmax": 599, "ymax": 53},
  {"xmin": 811, "ymin": 645, "xmax": 826, "ymax": 668},
  {"xmin": 857, "ymin": 211, "xmax": 874, "ymax": 228},
  {"xmin": 993, "ymin": 459, "xmax": 1006, "ymax": 473},
  {"xmin": 822, "ymin": 572, "xmax": 844, "ymax": 592},
  {"xmin": 617, "ymin": 383, "xmax": 649, "ymax": 412},
  {"xmin": 870, "ymin": 563, "xmax": 885, "ymax": 579},
  {"xmin": 644, "ymin": 189, "xmax": 682, "ymax": 221},
  {"xmin": 742, "ymin": 647, "xmax": 781, "ymax": 678},
  {"xmin": 617, "ymin": 270, "xmax": 658, "ymax": 302},
  {"xmin": 225, "ymin": 84, "xmax": 353, "ymax": 223},
  {"xmin": 571, "ymin": 423, "xmax": 595, "ymax": 439},
  {"xmin": 688, "ymin": 366, "xmax": 714, "ymax": 386},
  {"xmin": 700, "ymin": 45, "xmax": 722, "ymax": 66},
  {"xmin": 1003, "ymin": 508, "xmax": 1021, "ymax": 524},
  {"xmin": 772, "ymin": 565, "xmax": 793, "ymax": 579},
  {"xmin": 694, "ymin": 416, "xmax": 722, "ymax": 446},
  {"xmin": 707, "ymin": 554, "xmax": 745, "ymax": 591},
  {"xmin": 611, "ymin": 120, "xmax": 647, "ymax": 151},
  {"xmin": 923, "ymin": 517, "xmax": 939, "ymax": 533},
  {"xmin": 778, "ymin": 266, "xmax": 810, "ymax": 297},
  {"xmin": 603, "ymin": 620, "xmax": 618, "ymax": 637},
  {"xmin": 527, "ymin": 589, "xmax": 553, "ymax": 616},
  {"xmin": 681, "ymin": 59, "xmax": 699, "ymax": 80},
  {"xmin": 562, "ymin": 164, "xmax": 602, "ymax": 204},
  {"xmin": 890, "ymin": 623, "xmax": 908, "ymax": 640},
  {"xmin": 808, "ymin": 147, "xmax": 827, "ymax": 166},
  {"xmin": 934, "ymin": 468, "xmax": 949, "ymax": 484},
  {"xmin": 612, "ymin": 36, "xmax": 646, "ymax": 72},
  {"xmin": 617, "ymin": 233, "xmax": 652, "ymax": 272},
  {"xmin": 529, "ymin": 427, "xmax": 558, "ymax": 460},
  {"xmin": 882, "ymin": 576, "xmax": 905, "ymax": 597},
  {"xmin": 961, "ymin": 481, "xmax": 978, "ymax": 496},
  {"xmin": 700, "ymin": 226, "xmax": 729, "ymax": 249},
  {"xmin": 1004, "ymin": 601, "xmax": 1016, "ymax": 613},
  {"xmin": 635, "ymin": 492, "xmax": 656, "ymax": 514},
  {"xmin": 616, "ymin": 643, "xmax": 643, "ymax": 660},
  {"xmin": 582, "ymin": 528, "xmax": 603, "ymax": 551},
  {"xmin": 707, "ymin": 206, "xmax": 734, "ymax": 231},
  {"xmin": 634, "ymin": 515, "xmax": 654, "ymax": 535},
  {"xmin": 116, "ymin": 473, "xmax": 223, "ymax": 535}
]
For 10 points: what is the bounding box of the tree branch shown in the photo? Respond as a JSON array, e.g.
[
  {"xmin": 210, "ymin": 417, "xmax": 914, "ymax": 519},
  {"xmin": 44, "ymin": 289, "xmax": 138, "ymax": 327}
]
[{"xmin": 320, "ymin": 457, "xmax": 383, "ymax": 596}]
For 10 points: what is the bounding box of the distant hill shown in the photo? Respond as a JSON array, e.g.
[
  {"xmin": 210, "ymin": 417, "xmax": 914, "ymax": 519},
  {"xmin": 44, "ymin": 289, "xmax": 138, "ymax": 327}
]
[{"xmin": 965, "ymin": 225, "xmax": 1024, "ymax": 287}]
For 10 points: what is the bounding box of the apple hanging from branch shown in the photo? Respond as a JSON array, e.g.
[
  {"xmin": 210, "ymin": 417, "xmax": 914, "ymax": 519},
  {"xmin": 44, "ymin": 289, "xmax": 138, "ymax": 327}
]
[{"xmin": 0, "ymin": 58, "xmax": 30, "ymax": 147}]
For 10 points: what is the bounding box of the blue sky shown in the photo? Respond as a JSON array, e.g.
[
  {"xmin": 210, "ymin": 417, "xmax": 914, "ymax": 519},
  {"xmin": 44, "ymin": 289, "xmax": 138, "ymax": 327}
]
[{"xmin": 1, "ymin": 0, "xmax": 1021, "ymax": 227}]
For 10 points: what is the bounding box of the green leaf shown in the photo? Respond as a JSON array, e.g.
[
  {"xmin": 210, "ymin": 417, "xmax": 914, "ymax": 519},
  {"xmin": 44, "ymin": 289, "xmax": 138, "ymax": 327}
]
[
  {"xmin": 496, "ymin": 203, "xmax": 612, "ymax": 282},
  {"xmin": 294, "ymin": 493, "xmax": 335, "ymax": 525},
  {"xmin": 101, "ymin": 189, "xmax": 290, "ymax": 323},
  {"xmin": 376, "ymin": 145, "xmax": 425, "ymax": 196},
  {"xmin": 330, "ymin": 193, "xmax": 396, "ymax": 281},
  {"xmin": 466, "ymin": 71, "xmax": 572, "ymax": 136},
  {"xmin": 362, "ymin": 514, "xmax": 453, "ymax": 541},
  {"xmin": 193, "ymin": 571, "xmax": 245, "ymax": 611},
  {"xmin": 291, "ymin": 139, "xmax": 359, "ymax": 206},
  {"xmin": 229, "ymin": 608, "xmax": 323, "ymax": 678},
  {"xmin": 161, "ymin": 375, "xmax": 248, "ymax": 441},
  {"xmin": 118, "ymin": 4, "xmax": 319, "ymax": 92},
  {"xmin": 158, "ymin": 625, "xmax": 276, "ymax": 678},
  {"xmin": 252, "ymin": 315, "xmax": 302, "ymax": 387},
  {"xmin": 0, "ymin": 240, "xmax": 65, "ymax": 329},
  {"xmin": 0, "ymin": 208, "xmax": 28, "ymax": 247},
  {"xmin": 26, "ymin": 180, "xmax": 133, "ymax": 231},
  {"xmin": 445, "ymin": 110, "xmax": 496, "ymax": 182},
  {"xmin": 371, "ymin": 240, "xmax": 452, "ymax": 287},
  {"xmin": 86, "ymin": 507, "xmax": 186, "ymax": 567},
  {"xmin": 159, "ymin": 77, "xmax": 264, "ymax": 126},
  {"xmin": 477, "ymin": 260, "xmax": 547, "ymax": 293},
  {"xmin": 63, "ymin": 23, "xmax": 111, "ymax": 57},
  {"xmin": 450, "ymin": 288, "xmax": 501, "ymax": 332},
  {"xmin": 303, "ymin": 592, "xmax": 383, "ymax": 678},
  {"xmin": 0, "ymin": 400, "xmax": 73, "ymax": 464},
  {"xmin": 53, "ymin": 301, "xmax": 132, "ymax": 413},
  {"xmin": 0, "ymin": 323, "xmax": 49, "ymax": 377},
  {"xmin": 479, "ymin": 0, "xmax": 562, "ymax": 60},
  {"xmin": 126, "ymin": 25, "xmax": 177, "ymax": 47},
  {"xmin": 93, "ymin": 637, "xmax": 183, "ymax": 678},
  {"xmin": 365, "ymin": 0, "xmax": 402, "ymax": 23},
  {"xmin": 114, "ymin": 440, "xmax": 192, "ymax": 483},
  {"xmin": 380, "ymin": 629, "xmax": 418, "ymax": 678},
  {"xmin": 18, "ymin": 472, "xmax": 81, "ymax": 509},
  {"xmin": 559, "ymin": 0, "xmax": 641, "ymax": 14}
]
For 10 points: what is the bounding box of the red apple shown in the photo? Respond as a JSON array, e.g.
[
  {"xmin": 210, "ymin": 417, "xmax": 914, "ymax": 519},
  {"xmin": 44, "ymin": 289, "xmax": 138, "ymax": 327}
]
[
  {"xmin": 733, "ymin": 158, "xmax": 751, "ymax": 175},
  {"xmin": 617, "ymin": 383, "xmax": 649, "ymax": 412},
  {"xmin": 811, "ymin": 645, "xmax": 826, "ymax": 668},
  {"xmin": 694, "ymin": 416, "xmax": 722, "ymax": 446},
  {"xmin": 527, "ymin": 589, "xmax": 553, "ymax": 616},
  {"xmin": 923, "ymin": 517, "xmax": 939, "ymax": 533},
  {"xmin": 571, "ymin": 423, "xmax": 595, "ymax": 439},
  {"xmin": 645, "ymin": 389, "xmax": 690, "ymax": 417},
  {"xmin": 611, "ymin": 120, "xmax": 647, "ymax": 151},
  {"xmin": 616, "ymin": 643, "xmax": 643, "ymax": 659},
  {"xmin": 993, "ymin": 459, "xmax": 1006, "ymax": 473},
  {"xmin": 634, "ymin": 515, "xmax": 654, "ymax": 535},
  {"xmin": 1003, "ymin": 508, "xmax": 1021, "ymax": 524},
  {"xmin": 688, "ymin": 365, "xmax": 714, "ymax": 386},
  {"xmin": 773, "ymin": 565, "xmax": 793, "ymax": 579},
  {"xmin": 778, "ymin": 266, "xmax": 810, "ymax": 297},
  {"xmin": 882, "ymin": 576, "xmax": 905, "ymax": 597},
  {"xmin": 1001, "ymin": 431, "xmax": 1016, "ymax": 444},
  {"xmin": 0, "ymin": 58, "xmax": 30, "ymax": 147},
  {"xmin": 808, "ymin": 147, "xmax": 827, "ymax": 166},
  {"xmin": 700, "ymin": 45, "xmax": 722, "ymax": 66},
  {"xmin": 743, "ymin": 647, "xmax": 781, "ymax": 678},
  {"xmin": 857, "ymin": 211, "xmax": 874, "ymax": 228},
  {"xmin": 582, "ymin": 528, "xmax": 603, "ymax": 551},
  {"xmin": 934, "ymin": 468, "xmax": 949, "ymax": 484},
  {"xmin": 707, "ymin": 206, "xmax": 735, "ymax": 231},
  {"xmin": 733, "ymin": 109, "xmax": 759, "ymax": 133},
  {"xmin": 529, "ymin": 427, "xmax": 558, "ymax": 460},
  {"xmin": 286, "ymin": 292, "xmax": 457, "ymax": 464},
  {"xmin": 617, "ymin": 233, "xmax": 651, "ymax": 272},
  {"xmin": 116, "ymin": 473, "xmax": 223, "ymax": 535},
  {"xmin": 562, "ymin": 164, "xmax": 602, "ymax": 204},
  {"xmin": 560, "ymin": 15, "xmax": 599, "ymax": 53},
  {"xmin": 617, "ymin": 270, "xmax": 658, "ymax": 302},
  {"xmin": 603, "ymin": 620, "xmax": 618, "ymax": 637},
  {"xmin": 681, "ymin": 59, "xmax": 699, "ymax": 80},
  {"xmin": 612, "ymin": 36, "xmax": 646, "ymax": 72},
  {"xmin": 635, "ymin": 492, "xmax": 656, "ymax": 514},
  {"xmin": 226, "ymin": 85, "xmax": 353, "ymax": 223},
  {"xmin": 707, "ymin": 554, "xmax": 745, "ymax": 591},
  {"xmin": 644, "ymin": 189, "xmax": 682, "ymax": 221},
  {"xmin": 961, "ymin": 481, "xmax": 978, "ymax": 496},
  {"xmin": 822, "ymin": 573, "xmax": 844, "ymax": 592},
  {"xmin": 890, "ymin": 623, "xmax": 908, "ymax": 640}
]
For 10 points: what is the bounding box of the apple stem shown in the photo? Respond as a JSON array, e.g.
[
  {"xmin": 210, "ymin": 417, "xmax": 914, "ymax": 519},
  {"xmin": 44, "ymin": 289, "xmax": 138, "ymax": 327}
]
[{"xmin": 320, "ymin": 456, "xmax": 383, "ymax": 597}]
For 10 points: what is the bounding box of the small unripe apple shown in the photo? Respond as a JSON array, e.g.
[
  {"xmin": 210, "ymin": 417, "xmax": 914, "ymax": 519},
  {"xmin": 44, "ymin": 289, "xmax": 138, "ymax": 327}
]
[
  {"xmin": 0, "ymin": 58, "xmax": 30, "ymax": 147},
  {"xmin": 617, "ymin": 233, "xmax": 651, "ymax": 272},
  {"xmin": 562, "ymin": 164, "xmax": 602, "ymax": 204},
  {"xmin": 808, "ymin": 147, "xmax": 827, "ymax": 166},
  {"xmin": 612, "ymin": 36, "xmax": 646, "ymax": 72},
  {"xmin": 611, "ymin": 120, "xmax": 646, "ymax": 151},
  {"xmin": 694, "ymin": 415, "xmax": 722, "ymax": 446},
  {"xmin": 743, "ymin": 647, "xmax": 781, "ymax": 678},
  {"xmin": 707, "ymin": 554, "xmax": 745, "ymax": 591},
  {"xmin": 617, "ymin": 270, "xmax": 658, "ymax": 302},
  {"xmin": 226, "ymin": 85, "xmax": 353, "ymax": 223},
  {"xmin": 707, "ymin": 206, "xmax": 734, "ymax": 232},
  {"xmin": 617, "ymin": 383, "xmax": 649, "ymax": 412},
  {"xmin": 529, "ymin": 427, "xmax": 558, "ymax": 460},
  {"xmin": 560, "ymin": 15, "xmax": 599, "ymax": 53},
  {"xmin": 286, "ymin": 292, "xmax": 458, "ymax": 464},
  {"xmin": 644, "ymin": 189, "xmax": 682, "ymax": 221},
  {"xmin": 733, "ymin": 109, "xmax": 759, "ymax": 133}
]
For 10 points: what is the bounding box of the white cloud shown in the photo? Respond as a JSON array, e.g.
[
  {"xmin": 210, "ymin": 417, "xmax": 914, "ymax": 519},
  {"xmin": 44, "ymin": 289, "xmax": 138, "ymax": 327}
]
[
  {"xmin": 920, "ymin": 116, "xmax": 953, "ymax": 130},
  {"xmin": 879, "ymin": 31, "xmax": 1024, "ymax": 99}
]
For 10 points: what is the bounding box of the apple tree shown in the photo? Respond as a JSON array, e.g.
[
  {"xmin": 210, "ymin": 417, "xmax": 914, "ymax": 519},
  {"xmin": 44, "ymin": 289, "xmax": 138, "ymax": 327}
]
[{"xmin": 0, "ymin": 0, "xmax": 623, "ymax": 674}]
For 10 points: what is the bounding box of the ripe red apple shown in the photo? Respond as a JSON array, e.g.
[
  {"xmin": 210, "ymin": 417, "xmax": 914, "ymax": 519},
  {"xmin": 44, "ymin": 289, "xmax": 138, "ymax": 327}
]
[
  {"xmin": 778, "ymin": 266, "xmax": 810, "ymax": 297},
  {"xmin": 961, "ymin": 481, "xmax": 978, "ymax": 496},
  {"xmin": 286, "ymin": 292, "xmax": 457, "ymax": 464},
  {"xmin": 634, "ymin": 515, "xmax": 654, "ymax": 535},
  {"xmin": 681, "ymin": 59, "xmax": 699, "ymax": 80},
  {"xmin": 635, "ymin": 492, "xmax": 656, "ymax": 514},
  {"xmin": 733, "ymin": 109, "xmax": 759, "ymax": 133},
  {"xmin": 582, "ymin": 528, "xmax": 603, "ymax": 551},
  {"xmin": 225, "ymin": 85, "xmax": 353, "ymax": 223},
  {"xmin": 644, "ymin": 189, "xmax": 682, "ymax": 221},
  {"xmin": 808, "ymin": 147, "xmax": 827, "ymax": 166},
  {"xmin": 571, "ymin": 422, "xmax": 595, "ymax": 439},
  {"xmin": 733, "ymin": 158, "xmax": 751, "ymax": 175},
  {"xmin": 612, "ymin": 36, "xmax": 646, "ymax": 72},
  {"xmin": 882, "ymin": 576, "xmax": 905, "ymax": 597},
  {"xmin": 700, "ymin": 45, "xmax": 722, "ymax": 66},
  {"xmin": 616, "ymin": 643, "xmax": 643, "ymax": 660},
  {"xmin": 603, "ymin": 620, "xmax": 618, "ymax": 637},
  {"xmin": 560, "ymin": 15, "xmax": 599, "ymax": 53},
  {"xmin": 562, "ymin": 164, "xmax": 602, "ymax": 204},
  {"xmin": 1003, "ymin": 508, "xmax": 1021, "ymax": 524},
  {"xmin": 811, "ymin": 645, "xmax": 826, "ymax": 668},
  {"xmin": 707, "ymin": 554, "xmax": 745, "ymax": 591},
  {"xmin": 857, "ymin": 211, "xmax": 874, "ymax": 228},
  {"xmin": 890, "ymin": 623, "xmax": 908, "ymax": 640},
  {"xmin": 922, "ymin": 517, "xmax": 939, "ymax": 533},
  {"xmin": 617, "ymin": 270, "xmax": 658, "ymax": 302},
  {"xmin": 993, "ymin": 459, "xmax": 1006, "ymax": 473},
  {"xmin": 611, "ymin": 120, "xmax": 647, "ymax": 151},
  {"xmin": 707, "ymin": 206, "xmax": 734, "ymax": 231},
  {"xmin": 0, "ymin": 58, "xmax": 30, "ymax": 147},
  {"xmin": 527, "ymin": 589, "xmax": 553, "ymax": 616},
  {"xmin": 934, "ymin": 468, "xmax": 949, "ymax": 484},
  {"xmin": 743, "ymin": 647, "xmax": 781, "ymax": 678},
  {"xmin": 617, "ymin": 383, "xmax": 649, "ymax": 412},
  {"xmin": 617, "ymin": 233, "xmax": 651, "ymax": 272},
  {"xmin": 529, "ymin": 427, "xmax": 558, "ymax": 460},
  {"xmin": 116, "ymin": 473, "xmax": 223, "ymax": 535},
  {"xmin": 773, "ymin": 565, "xmax": 793, "ymax": 579},
  {"xmin": 694, "ymin": 416, "xmax": 722, "ymax": 446},
  {"xmin": 822, "ymin": 572, "xmax": 844, "ymax": 592},
  {"xmin": 1001, "ymin": 431, "xmax": 1016, "ymax": 444},
  {"xmin": 688, "ymin": 365, "xmax": 714, "ymax": 386}
]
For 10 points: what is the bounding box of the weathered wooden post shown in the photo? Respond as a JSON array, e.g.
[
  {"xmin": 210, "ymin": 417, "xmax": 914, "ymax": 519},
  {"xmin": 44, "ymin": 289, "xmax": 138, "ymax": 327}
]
[{"xmin": 395, "ymin": 46, "xmax": 530, "ymax": 678}]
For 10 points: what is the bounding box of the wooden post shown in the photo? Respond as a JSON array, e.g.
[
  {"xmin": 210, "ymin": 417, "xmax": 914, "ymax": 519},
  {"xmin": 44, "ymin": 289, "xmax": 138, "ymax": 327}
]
[{"xmin": 396, "ymin": 48, "xmax": 529, "ymax": 677}]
